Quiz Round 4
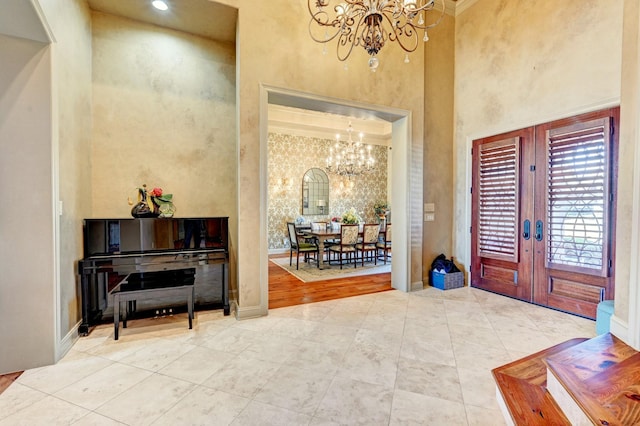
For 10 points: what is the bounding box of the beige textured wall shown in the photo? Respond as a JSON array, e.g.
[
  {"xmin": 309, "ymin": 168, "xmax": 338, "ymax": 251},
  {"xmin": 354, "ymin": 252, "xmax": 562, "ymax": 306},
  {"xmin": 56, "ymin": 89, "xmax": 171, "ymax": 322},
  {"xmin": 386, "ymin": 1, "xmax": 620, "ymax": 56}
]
[
  {"xmin": 90, "ymin": 12, "xmax": 238, "ymax": 299},
  {"xmin": 423, "ymin": 13, "xmax": 455, "ymax": 278},
  {"xmin": 268, "ymin": 132, "xmax": 388, "ymax": 250},
  {"xmin": 91, "ymin": 12, "xmax": 237, "ymax": 221},
  {"xmin": 44, "ymin": 0, "xmax": 93, "ymax": 342},
  {"xmin": 0, "ymin": 35, "xmax": 54, "ymax": 372},
  {"xmin": 224, "ymin": 0, "xmax": 427, "ymax": 311},
  {"xmin": 453, "ymin": 0, "xmax": 623, "ymax": 272}
]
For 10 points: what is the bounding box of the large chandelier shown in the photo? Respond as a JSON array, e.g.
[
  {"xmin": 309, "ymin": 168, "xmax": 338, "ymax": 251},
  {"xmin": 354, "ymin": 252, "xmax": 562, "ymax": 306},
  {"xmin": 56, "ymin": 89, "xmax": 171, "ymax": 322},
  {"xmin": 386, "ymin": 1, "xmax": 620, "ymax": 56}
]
[
  {"xmin": 326, "ymin": 122, "xmax": 375, "ymax": 178},
  {"xmin": 308, "ymin": 0, "xmax": 445, "ymax": 71}
]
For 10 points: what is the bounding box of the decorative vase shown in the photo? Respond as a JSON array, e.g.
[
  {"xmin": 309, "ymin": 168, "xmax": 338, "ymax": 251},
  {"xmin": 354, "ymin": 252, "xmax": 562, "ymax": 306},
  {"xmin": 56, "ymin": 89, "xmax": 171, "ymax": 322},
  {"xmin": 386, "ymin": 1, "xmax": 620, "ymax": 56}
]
[{"xmin": 131, "ymin": 188, "xmax": 159, "ymax": 218}]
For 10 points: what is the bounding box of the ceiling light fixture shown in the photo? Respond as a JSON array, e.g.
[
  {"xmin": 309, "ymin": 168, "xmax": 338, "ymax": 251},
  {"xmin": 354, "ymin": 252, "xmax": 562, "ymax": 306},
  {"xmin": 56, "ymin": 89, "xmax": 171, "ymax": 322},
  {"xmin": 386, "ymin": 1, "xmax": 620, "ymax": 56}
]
[
  {"xmin": 325, "ymin": 122, "xmax": 375, "ymax": 179},
  {"xmin": 308, "ymin": 0, "xmax": 445, "ymax": 71},
  {"xmin": 151, "ymin": 0, "xmax": 169, "ymax": 11}
]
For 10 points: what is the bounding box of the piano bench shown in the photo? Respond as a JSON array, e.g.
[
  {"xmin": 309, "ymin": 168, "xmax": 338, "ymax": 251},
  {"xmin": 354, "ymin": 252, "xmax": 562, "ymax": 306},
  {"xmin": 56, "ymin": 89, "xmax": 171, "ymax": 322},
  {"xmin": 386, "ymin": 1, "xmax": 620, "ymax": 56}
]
[{"xmin": 111, "ymin": 269, "xmax": 196, "ymax": 341}]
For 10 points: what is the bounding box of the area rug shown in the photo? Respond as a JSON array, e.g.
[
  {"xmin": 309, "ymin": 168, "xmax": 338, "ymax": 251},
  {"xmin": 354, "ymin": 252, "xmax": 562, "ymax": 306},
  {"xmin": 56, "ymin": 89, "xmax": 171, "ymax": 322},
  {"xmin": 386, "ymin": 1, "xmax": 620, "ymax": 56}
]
[{"xmin": 270, "ymin": 256, "xmax": 391, "ymax": 283}]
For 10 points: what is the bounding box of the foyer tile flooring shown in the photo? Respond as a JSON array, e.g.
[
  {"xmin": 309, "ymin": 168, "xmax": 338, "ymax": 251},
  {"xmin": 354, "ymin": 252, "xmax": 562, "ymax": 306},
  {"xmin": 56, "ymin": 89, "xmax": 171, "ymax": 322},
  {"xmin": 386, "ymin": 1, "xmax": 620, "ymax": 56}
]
[{"xmin": 0, "ymin": 287, "xmax": 596, "ymax": 425}]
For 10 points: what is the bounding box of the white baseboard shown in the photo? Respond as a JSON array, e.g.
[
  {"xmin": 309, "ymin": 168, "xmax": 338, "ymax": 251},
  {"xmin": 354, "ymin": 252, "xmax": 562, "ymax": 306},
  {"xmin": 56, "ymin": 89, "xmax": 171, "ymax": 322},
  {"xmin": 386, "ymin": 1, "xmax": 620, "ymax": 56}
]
[
  {"xmin": 236, "ymin": 304, "xmax": 268, "ymax": 320},
  {"xmin": 268, "ymin": 248, "xmax": 289, "ymax": 255},
  {"xmin": 610, "ymin": 314, "xmax": 629, "ymax": 345},
  {"xmin": 56, "ymin": 321, "xmax": 80, "ymax": 362},
  {"xmin": 411, "ymin": 281, "xmax": 425, "ymax": 291}
]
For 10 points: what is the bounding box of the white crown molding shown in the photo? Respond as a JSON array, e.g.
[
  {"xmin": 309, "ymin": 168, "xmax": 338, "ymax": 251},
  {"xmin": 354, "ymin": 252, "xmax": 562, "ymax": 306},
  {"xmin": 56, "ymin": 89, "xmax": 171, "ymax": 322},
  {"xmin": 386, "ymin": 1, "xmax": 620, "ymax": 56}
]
[
  {"xmin": 454, "ymin": 0, "xmax": 481, "ymax": 16},
  {"xmin": 444, "ymin": 0, "xmax": 456, "ymax": 16}
]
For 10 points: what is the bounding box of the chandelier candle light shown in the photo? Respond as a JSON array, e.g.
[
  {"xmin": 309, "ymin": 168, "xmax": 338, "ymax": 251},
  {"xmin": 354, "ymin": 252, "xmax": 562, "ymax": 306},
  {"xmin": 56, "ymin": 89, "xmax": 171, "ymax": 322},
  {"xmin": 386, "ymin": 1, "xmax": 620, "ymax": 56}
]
[
  {"xmin": 326, "ymin": 122, "xmax": 375, "ymax": 178},
  {"xmin": 308, "ymin": 0, "xmax": 445, "ymax": 71}
]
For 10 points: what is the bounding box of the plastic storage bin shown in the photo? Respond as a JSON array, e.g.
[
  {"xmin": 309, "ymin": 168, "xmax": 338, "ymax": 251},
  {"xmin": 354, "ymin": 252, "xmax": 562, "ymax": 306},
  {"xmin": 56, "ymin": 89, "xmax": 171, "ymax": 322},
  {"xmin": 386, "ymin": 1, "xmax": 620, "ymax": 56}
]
[{"xmin": 431, "ymin": 271, "xmax": 464, "ymax": 290}]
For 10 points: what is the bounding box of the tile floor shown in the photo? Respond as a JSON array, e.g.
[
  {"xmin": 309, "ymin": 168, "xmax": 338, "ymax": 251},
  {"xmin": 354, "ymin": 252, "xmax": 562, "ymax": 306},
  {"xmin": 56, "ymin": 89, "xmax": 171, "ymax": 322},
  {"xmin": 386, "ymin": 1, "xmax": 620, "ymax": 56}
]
[{"xmin": 0, "ymin": 286, "xmax": 596, "ymax": 425}]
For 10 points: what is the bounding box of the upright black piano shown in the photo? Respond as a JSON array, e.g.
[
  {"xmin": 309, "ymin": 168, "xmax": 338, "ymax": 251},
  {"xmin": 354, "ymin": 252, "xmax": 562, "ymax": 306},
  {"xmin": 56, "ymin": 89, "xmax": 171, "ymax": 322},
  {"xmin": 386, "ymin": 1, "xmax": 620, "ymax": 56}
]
[{"xmin": 78, "ymin": 217, "xmax": 230, "ymax": 335}]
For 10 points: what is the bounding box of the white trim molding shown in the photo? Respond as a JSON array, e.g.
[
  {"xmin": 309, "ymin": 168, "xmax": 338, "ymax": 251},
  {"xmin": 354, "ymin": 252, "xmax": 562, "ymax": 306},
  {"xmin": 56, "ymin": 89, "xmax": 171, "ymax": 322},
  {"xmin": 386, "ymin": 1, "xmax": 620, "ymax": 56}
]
[
  {"xmin": 610, "ymin": 315, "xmax": 629, "ymax": 344},
  {"xmin": 55, "ymin": 321, "xmax": 80, "ymax": 361},
  {"xmin": 236, "ymin": 304, "xmax": 267, "ymax": 320},
  {"xmin": 453, "ymin": 0, "xmax": 481, "ymax": 16}
]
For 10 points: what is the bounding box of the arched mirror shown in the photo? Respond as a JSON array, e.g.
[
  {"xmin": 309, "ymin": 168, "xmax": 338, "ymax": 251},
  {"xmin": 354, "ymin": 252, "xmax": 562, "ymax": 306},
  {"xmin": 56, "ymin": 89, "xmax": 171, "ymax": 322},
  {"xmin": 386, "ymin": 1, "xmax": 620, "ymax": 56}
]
[{"xmin": 302, "ymin": 168, "xmax": 329, "ymax": 215}]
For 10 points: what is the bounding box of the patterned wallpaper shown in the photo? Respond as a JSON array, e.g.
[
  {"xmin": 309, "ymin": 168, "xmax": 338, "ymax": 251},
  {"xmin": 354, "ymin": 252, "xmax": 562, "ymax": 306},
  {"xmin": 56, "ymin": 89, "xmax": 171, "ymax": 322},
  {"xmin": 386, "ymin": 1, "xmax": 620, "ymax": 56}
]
[{"xmin": 268, "ymin": 132, "xmax": 388, "ymax": 250}]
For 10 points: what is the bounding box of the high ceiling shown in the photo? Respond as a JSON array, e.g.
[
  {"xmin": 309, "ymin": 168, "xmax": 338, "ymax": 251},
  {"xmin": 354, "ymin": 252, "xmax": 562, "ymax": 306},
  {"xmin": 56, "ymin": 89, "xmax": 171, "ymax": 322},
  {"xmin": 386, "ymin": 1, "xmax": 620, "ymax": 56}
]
[
  {"xmin": 86, "ymin": 0, "xmax": 237, "ymax": 43},
  {"xmin": 2, "ymin": 0, "xmax": 462, "ymax": 142},
  {"xmin": 84, "ymin": 0, "xmax": 464, "ymax": 44}
]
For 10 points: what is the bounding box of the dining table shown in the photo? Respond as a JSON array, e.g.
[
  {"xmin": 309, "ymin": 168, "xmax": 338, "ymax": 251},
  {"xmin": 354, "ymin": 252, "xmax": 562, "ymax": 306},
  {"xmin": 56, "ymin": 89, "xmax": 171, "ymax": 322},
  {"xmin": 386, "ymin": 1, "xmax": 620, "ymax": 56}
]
[{"xmin": 307, "ymin": 227, "xmax": 386, "ymax": 270}]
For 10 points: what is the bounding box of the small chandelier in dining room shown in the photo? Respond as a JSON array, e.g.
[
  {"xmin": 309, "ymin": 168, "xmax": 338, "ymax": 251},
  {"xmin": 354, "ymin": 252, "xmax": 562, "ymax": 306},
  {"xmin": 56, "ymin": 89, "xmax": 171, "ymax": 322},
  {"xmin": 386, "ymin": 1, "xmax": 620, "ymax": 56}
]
[
  {"xmin": 307, "ymin": 0, "xmax": 445, "ymax": 71},
  {"xmin": 326, "ymin": 122, "xmax": 375, "ymax": 178}
]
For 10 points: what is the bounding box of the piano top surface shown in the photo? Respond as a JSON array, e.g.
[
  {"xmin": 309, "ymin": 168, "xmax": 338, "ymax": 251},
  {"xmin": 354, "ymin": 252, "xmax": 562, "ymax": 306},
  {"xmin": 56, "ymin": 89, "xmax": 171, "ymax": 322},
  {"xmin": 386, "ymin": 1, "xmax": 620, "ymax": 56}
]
[
  {"xmin": 82, "ymin": 217, "xmax": 229, "ymax": 260},
  {"xmin": 85, "ymin": 247, "xmax": 226, "ymax": 259}
]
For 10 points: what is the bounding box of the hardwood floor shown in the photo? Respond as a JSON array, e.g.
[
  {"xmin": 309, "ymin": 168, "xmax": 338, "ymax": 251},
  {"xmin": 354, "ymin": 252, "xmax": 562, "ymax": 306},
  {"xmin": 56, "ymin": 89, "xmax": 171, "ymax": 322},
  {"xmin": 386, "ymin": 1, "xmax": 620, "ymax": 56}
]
[
  {"xmin": 268, "ymin": 254, "xmax": 393, "ymax": 309},
  {"xmin": 0, "ymin": 256, "xmax": 392, "ymax": 396},
  {"xmin": 0, "ymin": 371, "xmax": 21, "ymax": 396}
]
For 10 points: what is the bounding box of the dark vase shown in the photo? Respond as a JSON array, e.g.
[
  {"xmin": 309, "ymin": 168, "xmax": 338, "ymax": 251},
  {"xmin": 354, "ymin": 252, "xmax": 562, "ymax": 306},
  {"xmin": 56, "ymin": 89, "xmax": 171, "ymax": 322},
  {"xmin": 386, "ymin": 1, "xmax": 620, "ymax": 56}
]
[{"xmin": 131, "ymin": 188, "xmax": 159, "ymax": 218}]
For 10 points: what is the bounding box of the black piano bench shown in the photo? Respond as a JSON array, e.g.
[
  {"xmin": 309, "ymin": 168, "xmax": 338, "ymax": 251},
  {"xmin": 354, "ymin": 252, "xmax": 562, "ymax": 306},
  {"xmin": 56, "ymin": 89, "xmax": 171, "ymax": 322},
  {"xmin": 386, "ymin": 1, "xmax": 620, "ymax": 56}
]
[{"xmin": 111, "ymin": 269, "xmax": 196, "ymax": 340}]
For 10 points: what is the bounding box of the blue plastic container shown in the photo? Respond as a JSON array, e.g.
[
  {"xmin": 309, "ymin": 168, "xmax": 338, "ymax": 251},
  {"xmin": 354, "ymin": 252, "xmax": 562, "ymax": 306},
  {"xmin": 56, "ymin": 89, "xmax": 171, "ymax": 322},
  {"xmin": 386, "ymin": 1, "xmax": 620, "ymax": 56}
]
[{"xmin": 596, "ymin": 300, "xmax": 614, "ymax": 335}]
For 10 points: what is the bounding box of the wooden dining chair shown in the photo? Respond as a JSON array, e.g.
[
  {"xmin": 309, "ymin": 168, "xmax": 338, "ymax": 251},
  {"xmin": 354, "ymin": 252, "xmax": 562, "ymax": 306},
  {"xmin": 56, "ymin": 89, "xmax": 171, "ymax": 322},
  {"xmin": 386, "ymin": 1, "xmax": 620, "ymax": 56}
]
[
  {"xmin": 329, "ymin": 224, "xmax": 359, "ymax": 269},
  {"xmin": 356, "ymin": 224, "xmax": 380, "ymax": 266},
  {"xmin": 287, "ymin": 222, "xmax": 319, "ymax": 270},
  {"xmin": 376, "ymin": 223, "xmax": 392, "ymax": 264}
]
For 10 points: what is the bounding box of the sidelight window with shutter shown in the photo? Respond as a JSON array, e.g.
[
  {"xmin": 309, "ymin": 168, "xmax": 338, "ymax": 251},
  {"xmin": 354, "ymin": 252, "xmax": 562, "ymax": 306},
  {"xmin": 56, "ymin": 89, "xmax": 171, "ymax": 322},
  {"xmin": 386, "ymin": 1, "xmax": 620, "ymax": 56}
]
[
  {"xmin": 476, "ymin": 137, "xmax": 520, "ymax": 262},
  {"xmin": 545, "ymin": 118, "xmax": 612, "ymax": 277}
]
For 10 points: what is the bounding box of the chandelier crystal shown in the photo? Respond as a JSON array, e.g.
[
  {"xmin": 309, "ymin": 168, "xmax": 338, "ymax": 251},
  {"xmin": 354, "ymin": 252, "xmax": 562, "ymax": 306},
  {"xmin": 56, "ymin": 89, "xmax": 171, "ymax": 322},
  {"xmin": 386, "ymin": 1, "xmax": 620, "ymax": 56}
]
[
  {"xmin": 308, "ymin": 0, "xmax": 445, "ymax": 70},
  {"xmin": 326, "ymin": 122, "xmax": 375, "ymax": 178}
]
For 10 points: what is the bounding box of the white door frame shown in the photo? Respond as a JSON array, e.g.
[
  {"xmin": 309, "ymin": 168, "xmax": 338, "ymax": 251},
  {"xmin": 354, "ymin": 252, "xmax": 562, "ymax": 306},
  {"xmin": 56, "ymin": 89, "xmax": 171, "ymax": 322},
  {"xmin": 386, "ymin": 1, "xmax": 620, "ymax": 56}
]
[{"xmin": 259, "ymin": 84, "xmax": 414, "ymax": 312}]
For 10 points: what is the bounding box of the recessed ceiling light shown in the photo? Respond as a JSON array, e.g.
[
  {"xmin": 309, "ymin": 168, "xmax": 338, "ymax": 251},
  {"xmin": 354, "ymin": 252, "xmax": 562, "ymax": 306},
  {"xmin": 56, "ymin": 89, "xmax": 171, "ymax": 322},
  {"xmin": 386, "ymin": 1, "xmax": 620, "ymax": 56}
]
[{"xmin": 151, "ymin": 0, "xmax": 169, "ymax": 11}]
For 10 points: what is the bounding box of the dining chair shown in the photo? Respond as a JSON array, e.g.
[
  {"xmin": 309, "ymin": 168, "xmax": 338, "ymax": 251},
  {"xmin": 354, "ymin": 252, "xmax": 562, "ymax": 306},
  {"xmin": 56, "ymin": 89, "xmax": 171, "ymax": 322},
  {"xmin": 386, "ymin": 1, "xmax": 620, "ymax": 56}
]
[
  {"xmin": 310, "ymin": 221, "xmax": 331, "ymax": 261},
  {"xmin": 328, "ymin": 224, "xmax": 359, "ymax": 269},
  {"xmin": 376, "ymin": 223, "xmax": 392, "ymax": 264},
  {"xmin": 287, "ymin": 222, "xmax": 319, "ymax": 270},
  {"xmin": 356, "ymin": 224, "xmax": 380, "ymax": 266}
]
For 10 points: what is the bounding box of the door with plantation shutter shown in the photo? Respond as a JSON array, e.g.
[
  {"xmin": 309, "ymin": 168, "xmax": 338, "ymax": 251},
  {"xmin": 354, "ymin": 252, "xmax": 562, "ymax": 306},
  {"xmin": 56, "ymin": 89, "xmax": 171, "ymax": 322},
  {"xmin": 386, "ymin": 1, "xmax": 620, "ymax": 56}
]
[
  {"xmin": 471, "ymin": 127, "xmax": 535, "ymax": 301},
  {"xmin": 471, "ymin": 108, "xmax": 618, "ymax": 319},
  {"xmin": 532, "ymin": 111, "xmax": 618, "ymax": 318}
]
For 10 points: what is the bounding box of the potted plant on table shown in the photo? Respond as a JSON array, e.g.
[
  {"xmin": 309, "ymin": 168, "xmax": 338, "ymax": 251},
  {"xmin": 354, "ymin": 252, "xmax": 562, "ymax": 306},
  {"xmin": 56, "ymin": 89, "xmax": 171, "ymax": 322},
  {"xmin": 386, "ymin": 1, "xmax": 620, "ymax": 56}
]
[{"xmin": 374, "ymin": 201, "xmax": 390, "ymax": 224}]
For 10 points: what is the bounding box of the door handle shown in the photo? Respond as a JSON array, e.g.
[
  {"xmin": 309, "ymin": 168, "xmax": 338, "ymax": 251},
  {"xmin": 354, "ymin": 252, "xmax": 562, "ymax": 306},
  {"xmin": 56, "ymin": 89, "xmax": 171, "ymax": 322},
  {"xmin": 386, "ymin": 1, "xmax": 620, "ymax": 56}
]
[
  {"xmin": 535, "ymin": 220, "xmax": 543, "ymax": 241},
  {"xmin": 523, "ymin": 219, "xmax": 531, "ymax": 240}
]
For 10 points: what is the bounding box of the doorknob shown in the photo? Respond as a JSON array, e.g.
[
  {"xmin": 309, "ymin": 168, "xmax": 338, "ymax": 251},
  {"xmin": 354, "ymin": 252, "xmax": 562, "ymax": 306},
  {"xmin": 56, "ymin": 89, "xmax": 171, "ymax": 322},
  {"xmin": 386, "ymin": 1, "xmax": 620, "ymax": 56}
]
[
  {"xmin": 535, "ymin": 220, "xmax": 543, "ymax": 241},
  {"xmin": 523, "ymin": 219, "xmax": 531, "ymax": 240}
]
